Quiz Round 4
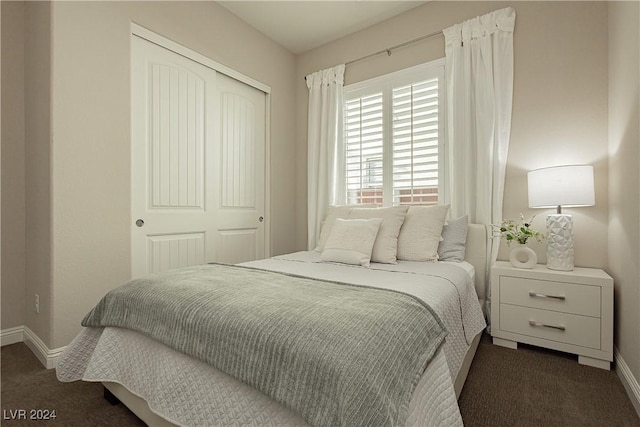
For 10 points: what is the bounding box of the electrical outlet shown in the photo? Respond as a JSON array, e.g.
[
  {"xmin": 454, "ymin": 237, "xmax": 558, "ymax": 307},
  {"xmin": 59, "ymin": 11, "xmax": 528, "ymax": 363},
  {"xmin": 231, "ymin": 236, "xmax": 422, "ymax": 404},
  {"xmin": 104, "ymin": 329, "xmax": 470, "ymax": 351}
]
[{"xmin": 35, "ymin": 294, "xmax": 40, "ymax": 314}]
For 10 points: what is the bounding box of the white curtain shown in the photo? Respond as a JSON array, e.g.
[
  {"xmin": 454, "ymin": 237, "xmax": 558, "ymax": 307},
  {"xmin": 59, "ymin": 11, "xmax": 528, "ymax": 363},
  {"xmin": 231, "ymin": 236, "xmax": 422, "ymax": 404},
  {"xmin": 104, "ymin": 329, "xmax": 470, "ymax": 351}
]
[
  {"xmin": 443, "ymin": 8, "xmax": 516, "ymax": 317},
  {"xmin": 306, "ymin": 64, "xmax": 346, "ymax": 250}
]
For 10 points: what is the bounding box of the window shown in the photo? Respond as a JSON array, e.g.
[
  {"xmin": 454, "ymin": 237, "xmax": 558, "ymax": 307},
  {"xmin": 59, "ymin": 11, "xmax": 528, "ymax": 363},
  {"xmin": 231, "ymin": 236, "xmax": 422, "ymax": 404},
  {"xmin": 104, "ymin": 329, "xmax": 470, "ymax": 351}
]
[{"xmin": 343, "ymin": 59, "xmax": 445, "ymax": 207}]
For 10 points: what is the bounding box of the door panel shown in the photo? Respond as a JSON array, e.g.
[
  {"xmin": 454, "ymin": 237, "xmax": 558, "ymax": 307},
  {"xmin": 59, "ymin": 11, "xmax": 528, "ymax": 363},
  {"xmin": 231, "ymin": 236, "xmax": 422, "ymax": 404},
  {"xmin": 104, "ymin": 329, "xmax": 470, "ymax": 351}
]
[
  {"xmin": 148, "ymin": 233, "xmax": 205, "ymax": 273},
  {"xmin": 132, "ymin": 36, "xmax": 267, "ymax": 278},
  {"xmin": 221, "ymin": 92, "xmax": 256, "ymax": 208},
  {"xmin": 149, "ymin": 62, "xmax": 205, "ymax": 209},
  {"xmin": 218, "ymin": 230, "xmax": 257, "ymax": 265}
]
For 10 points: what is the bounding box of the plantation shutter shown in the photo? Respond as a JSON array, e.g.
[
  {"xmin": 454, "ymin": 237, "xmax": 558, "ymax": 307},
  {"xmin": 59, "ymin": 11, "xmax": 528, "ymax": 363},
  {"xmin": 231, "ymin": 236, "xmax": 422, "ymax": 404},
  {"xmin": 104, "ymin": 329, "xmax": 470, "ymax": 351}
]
[
  {"xmin": 342, "ymin": 59, "xmax": 445, "ymax": 207},
  {"xmin": 392, "ymin": 77, "xmax": 440, "ymax": 205},
  {"xmin": 345, "ymin": 93, "xmax": 384, "ymax": 205}
]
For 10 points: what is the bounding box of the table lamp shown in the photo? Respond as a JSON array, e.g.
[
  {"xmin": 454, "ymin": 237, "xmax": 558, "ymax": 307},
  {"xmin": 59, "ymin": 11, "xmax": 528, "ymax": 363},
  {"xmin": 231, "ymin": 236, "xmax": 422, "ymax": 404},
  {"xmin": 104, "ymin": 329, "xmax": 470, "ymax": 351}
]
[{"xmin": 527, "ymin": 165, "xmax": 595, "ymax": 271}]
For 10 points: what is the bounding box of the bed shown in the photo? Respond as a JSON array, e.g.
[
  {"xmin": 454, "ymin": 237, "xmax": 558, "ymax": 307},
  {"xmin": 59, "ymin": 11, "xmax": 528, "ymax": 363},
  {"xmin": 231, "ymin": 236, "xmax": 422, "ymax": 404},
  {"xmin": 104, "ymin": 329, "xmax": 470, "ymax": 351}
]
[{"xmin": 57, "ymin": 222, "xmax": 488, "ymax": 427}]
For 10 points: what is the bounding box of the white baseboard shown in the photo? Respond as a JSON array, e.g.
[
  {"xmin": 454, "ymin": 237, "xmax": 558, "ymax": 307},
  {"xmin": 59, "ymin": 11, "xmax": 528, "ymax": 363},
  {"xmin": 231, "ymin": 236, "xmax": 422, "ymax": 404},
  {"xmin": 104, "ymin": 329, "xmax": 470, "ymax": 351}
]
[
  {"xmin": 1, "ymin": 326, "xmax": 25, "ymax": 346},
  {"xmin": 1, "ymin": 325, "xmax": 65, "ymax": 369},
  {"xmin": 615, "ymin": 346, "xmax": 640, "ymax": 418},
  {"xmin": 23, "ymin": 326, "xmax": 66, "ymax": 369}
]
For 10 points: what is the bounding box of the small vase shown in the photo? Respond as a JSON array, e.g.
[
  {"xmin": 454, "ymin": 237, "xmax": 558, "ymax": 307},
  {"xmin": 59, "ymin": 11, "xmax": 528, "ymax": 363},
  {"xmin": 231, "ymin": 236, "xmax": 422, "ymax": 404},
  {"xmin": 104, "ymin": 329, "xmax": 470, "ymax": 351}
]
[{"xmin": 509, "ymin": 243, "xmax": 537, "ymax": 269}]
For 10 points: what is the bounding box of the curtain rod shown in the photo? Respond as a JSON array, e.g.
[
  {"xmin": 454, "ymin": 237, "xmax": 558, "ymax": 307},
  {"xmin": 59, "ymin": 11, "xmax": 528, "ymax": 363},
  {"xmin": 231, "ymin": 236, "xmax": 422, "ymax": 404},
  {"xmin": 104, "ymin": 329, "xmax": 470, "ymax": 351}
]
[
  {"xmin": 345, "ymin": 29, "xmax": 443, "ymax": 66},
  {"xmin": 305, "ymin": 29, "xmax": 443, "ymax": 80}
]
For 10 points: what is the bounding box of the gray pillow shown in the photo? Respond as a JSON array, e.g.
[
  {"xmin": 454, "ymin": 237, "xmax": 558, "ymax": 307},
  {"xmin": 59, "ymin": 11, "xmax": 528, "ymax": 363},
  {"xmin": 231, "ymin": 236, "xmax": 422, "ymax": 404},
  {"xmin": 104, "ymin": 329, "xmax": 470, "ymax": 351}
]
[{"xmin": 438, "ymin": 215, "xmax": 469, "ymax": 262}]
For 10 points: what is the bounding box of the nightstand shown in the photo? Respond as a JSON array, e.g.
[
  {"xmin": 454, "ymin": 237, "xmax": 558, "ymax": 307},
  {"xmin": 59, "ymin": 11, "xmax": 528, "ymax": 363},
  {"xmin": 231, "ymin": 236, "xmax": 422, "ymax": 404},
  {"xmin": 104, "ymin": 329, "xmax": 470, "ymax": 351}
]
[{"xmin": 490, "ymin": 261, "xmax": 613, "ymax": 370}]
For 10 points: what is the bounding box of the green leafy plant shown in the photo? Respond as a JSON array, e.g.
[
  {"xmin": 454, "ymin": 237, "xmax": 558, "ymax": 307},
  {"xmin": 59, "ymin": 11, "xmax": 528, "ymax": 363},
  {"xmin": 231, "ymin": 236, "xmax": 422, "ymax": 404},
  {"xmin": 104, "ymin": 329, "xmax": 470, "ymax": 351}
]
[{"xmin": 494, "ymin": 214, "xmax": 544, "ymax": 245}]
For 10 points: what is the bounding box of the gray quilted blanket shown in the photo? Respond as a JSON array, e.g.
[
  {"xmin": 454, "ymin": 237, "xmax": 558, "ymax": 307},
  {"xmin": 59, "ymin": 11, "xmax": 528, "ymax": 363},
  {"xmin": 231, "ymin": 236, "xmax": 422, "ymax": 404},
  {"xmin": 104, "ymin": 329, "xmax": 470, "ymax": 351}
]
[{"xmin": 82, "ymin": 263, "xmax": 447, "ymax": 427}]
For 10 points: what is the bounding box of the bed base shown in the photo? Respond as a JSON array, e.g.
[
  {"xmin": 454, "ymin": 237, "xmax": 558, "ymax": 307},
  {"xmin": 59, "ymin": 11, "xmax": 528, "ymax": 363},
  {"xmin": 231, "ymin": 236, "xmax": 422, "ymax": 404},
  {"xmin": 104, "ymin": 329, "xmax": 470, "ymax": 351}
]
[
  {"xmin": 103, "ymin": 386, "xmax": 120, "ymax": 406},
  {"xmin": 103, "ymin": 330, "xmax": 483, "ymax": 426},
  {"xmin": 454, "ymin": 330, "xmax": 481, "ymax": 398},
  {"xmin": 103, "ymin": 381, "xmax": 176, "ymax": 427}
]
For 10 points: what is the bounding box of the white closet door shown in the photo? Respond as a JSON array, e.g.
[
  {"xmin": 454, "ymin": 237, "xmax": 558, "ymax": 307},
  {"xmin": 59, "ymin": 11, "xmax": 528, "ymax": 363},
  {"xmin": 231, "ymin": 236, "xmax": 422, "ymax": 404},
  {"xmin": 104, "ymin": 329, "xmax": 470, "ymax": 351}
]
[
  {"xmin": 214, "ymin": 73, "xmax": 266, "ymax": 264},
  {"xmin": 131, "ymin": 36, "xmax": 266, "ymax": 277}
]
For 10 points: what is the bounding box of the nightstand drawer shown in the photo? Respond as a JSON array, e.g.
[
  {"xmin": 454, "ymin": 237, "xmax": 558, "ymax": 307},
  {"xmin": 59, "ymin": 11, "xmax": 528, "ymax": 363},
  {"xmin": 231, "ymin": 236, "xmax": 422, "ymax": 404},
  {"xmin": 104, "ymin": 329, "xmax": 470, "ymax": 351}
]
[
  {"xmin": 500, "ymin": 276, "xmax": 600, "ymax": 317},
  {"xmin": 500, "ymin": 304, "xmax": 601, "ymax": 349}
]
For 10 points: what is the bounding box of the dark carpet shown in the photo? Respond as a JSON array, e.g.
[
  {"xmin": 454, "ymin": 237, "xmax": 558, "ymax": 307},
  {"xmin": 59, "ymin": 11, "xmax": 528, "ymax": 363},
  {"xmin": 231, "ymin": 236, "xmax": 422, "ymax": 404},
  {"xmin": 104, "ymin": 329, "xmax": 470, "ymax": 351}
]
[
  {"xmin": 459, "ymin": 334, "xmax": 639, "ymax": 426},
  {"xmin": 1, "ymin": 333, "xmax": 638, "ymax": 426},
  {"xmin": 1, "ymin": 343, "xmax": 143, "ymax": 426}
]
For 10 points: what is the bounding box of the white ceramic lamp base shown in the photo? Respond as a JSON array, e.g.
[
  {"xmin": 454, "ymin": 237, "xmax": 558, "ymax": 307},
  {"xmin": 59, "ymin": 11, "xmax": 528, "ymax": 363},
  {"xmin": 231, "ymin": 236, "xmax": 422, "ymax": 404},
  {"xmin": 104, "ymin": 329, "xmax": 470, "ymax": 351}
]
[{"xmin": 546, "ymin": 214, "xmax": 574, "ymax": 271}]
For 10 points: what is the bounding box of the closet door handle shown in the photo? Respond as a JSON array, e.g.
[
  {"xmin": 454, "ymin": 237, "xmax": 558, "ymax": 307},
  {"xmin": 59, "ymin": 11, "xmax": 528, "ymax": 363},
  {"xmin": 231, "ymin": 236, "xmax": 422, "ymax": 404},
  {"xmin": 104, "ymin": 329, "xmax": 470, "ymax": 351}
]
[
  {"xmin": 529, "ymin": 291, "xmax": 565, "ymax": 301},
  {"xmin": 258, "ymin": 216, "xmax": 264, "ymax": 222}
]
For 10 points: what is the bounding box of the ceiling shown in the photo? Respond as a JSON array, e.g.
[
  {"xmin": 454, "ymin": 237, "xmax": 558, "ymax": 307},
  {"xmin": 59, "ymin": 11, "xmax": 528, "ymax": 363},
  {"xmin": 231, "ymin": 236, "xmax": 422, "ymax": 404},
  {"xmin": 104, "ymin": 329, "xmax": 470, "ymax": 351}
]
[{"xmin": 217, "ymin": 1, "xmax": 428, "ymax": 54}]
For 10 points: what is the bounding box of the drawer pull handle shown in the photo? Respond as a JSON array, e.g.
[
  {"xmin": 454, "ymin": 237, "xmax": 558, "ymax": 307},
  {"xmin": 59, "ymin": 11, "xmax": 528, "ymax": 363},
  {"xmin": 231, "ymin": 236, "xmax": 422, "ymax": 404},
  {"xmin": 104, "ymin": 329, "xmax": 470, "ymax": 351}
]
[
  {"xmin": 529, "ymin": 291, "xmax": 566, "ymax": 301},
  {"xmin": 529, "ymin": 320, "xmax": 566, "ymax": 331}
]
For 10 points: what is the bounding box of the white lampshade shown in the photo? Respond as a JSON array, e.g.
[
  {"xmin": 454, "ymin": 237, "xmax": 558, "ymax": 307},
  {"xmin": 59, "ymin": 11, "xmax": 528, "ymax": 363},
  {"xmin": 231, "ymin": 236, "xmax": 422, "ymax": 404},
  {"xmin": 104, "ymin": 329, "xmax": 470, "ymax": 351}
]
[{"xmin": 528, "ymin": 165, "xmax": 595, "ymax": 209}]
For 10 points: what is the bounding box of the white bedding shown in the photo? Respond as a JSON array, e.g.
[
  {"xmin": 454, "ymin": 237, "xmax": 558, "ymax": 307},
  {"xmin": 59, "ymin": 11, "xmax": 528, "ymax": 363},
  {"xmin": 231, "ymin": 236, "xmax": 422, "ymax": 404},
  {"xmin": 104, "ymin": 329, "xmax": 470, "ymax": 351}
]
[{"xmin": 57, "ymin": 252, "xmax": 486, "ymax": 427}]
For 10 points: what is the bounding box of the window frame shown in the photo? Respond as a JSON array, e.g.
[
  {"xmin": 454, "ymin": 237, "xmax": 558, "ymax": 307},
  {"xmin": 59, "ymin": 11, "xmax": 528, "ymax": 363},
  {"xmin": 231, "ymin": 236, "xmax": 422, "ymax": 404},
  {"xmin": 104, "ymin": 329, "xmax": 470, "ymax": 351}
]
[{"xmin": 342, "ymin": 58, "xmax": 447, "ymax": 207}]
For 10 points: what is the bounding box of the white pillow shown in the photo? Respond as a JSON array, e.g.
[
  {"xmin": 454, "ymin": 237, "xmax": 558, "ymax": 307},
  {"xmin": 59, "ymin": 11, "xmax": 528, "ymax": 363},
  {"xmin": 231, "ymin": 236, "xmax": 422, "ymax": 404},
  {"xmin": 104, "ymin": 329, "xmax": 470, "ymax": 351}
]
[
  {"xmin": 349, "ymin": 206, "xmax": 409, "ymax": 264},
  {"xmin": 397, "ymin": 205, "xmax": 450, "ymax": 262},
  {"xmin": 438, "ymin": 215, "xmax": 469, "ymax": 262},
  {"xmin": 315, "ymin": 204, "xmax": 377, "ymax": 252},
  {"xmin": 321, "ymin": 218, "xmax": 383, "ymax": 267}
]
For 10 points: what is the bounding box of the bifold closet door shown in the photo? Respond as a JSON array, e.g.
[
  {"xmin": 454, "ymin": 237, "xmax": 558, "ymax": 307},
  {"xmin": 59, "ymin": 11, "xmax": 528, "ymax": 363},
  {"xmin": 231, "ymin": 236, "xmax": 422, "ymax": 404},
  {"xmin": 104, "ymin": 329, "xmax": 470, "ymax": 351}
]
[{"xmin": 131, "ymin": 36, "xmax": 266, "ymax": 278}]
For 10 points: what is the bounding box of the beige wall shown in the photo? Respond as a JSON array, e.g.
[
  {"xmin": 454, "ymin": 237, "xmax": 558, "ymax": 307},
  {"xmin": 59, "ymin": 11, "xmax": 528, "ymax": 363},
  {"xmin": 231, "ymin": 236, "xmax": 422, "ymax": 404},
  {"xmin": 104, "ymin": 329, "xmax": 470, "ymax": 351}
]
[
  {"xmin": 608, "ymin": 1, "xmax": 640, "ymax": 385},
  {"xmin": 295, "ymin": 1, "xmax": 609, "ymax": 270},
  {"xmin": 1, "ymin": 0, "xmax": 53, "ymax": 344},
  {"xmin": 1, "ymin": 1, "xmax": 27, "ymax": 331},
  {"xmin": 48, "ymin": 1, "xmax": 297, "ymax": 348},
  {"xmin": 24, "ymin": 0, "xmax": 53, "ymax": 346}
]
